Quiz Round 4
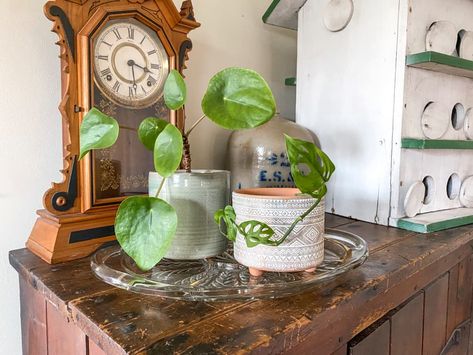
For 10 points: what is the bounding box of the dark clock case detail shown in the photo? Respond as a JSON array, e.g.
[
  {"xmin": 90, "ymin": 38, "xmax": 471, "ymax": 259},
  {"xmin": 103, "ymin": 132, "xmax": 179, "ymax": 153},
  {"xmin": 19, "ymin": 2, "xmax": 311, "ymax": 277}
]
[{"xmin": 27, "ymin": 0, "xmax": 200, "ymax": 264}]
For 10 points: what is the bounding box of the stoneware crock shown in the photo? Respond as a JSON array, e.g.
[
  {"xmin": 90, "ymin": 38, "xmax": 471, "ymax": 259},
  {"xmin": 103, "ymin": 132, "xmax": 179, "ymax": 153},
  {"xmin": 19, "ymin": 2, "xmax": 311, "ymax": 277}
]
[
  {"xmin": 149, "ymin": 170, "xmax": 230, "ymax": 260},
  {"xmin": 228, "ymin": 116, "xmax": 314, "ymax": 191},
  {"xmin": 233, "ymin": 188, "xmax": 325, "ymax": 276}
]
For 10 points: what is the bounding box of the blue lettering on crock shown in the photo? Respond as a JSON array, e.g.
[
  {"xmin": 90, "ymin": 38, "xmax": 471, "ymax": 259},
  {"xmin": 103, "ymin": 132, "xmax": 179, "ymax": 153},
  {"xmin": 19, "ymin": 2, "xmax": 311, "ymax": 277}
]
[
  {"xmin": 273, "ymin": 171, "xmax": 282, "ymax": 182},
  {"xmin": 259, "ymin": 170, "xmax": 268, "ymax": 182}
]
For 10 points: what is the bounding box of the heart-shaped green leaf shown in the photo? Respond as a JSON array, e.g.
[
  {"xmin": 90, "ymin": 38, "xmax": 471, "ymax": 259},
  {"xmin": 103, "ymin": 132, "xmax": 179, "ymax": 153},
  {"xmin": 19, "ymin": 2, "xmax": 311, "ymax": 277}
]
[
  {"xmin": 239, "ymin": 220, "xmax": 276, "ymax": 248},
  {"xmin": 214, "ymin": 205, "xmax": 238, "ymax": 241},
  {"xmin": 201, "ymin": 68, "xmax": 276, "ymax": 130},
  {"xmin": 285, "ymin": 135, "xmax": 335, "ymax": 199},
  {"xmin": 164, "ymin": 70, "xmax": 187, "ymax": 110},
  {"xmin": 154, "ymin": 124, "xmax": 183, "ymax": 178},
  {"xmin": 138, "ymin": 117, "xmax": 169, "ymax": 151},
  {"xmin": 115, "ymin": 196, "xmax": 178, "ymax": 271},
  {"xmin": 79, "ymin": 107, "xmax": 119, "ymax": 159}
]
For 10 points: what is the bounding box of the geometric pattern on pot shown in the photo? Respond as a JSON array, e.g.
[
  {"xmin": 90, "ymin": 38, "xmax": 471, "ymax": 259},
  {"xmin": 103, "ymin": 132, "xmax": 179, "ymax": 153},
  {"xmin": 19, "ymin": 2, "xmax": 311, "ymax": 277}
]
[
  {"xmin": 234, "ymin": 235, "xmax": 325, "ymax": 272},
  {"xmin": 233, "ymin": 194, "xmax": 325, "ymax": 223},
  {"xmin": 233, "ymin": 192, "xmax": 326, "ymax": 272}
]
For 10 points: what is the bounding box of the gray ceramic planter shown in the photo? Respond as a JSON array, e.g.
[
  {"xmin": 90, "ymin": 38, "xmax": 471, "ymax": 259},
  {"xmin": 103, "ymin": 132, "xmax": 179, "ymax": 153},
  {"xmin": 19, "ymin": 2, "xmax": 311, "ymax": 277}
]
[
  {"xmin": 149, "ymin": 170, "xmax": 230, "ymax": 260},
  {"xmin": 233, "ymin": 188, "xmax": 325, "ymax": 276}
]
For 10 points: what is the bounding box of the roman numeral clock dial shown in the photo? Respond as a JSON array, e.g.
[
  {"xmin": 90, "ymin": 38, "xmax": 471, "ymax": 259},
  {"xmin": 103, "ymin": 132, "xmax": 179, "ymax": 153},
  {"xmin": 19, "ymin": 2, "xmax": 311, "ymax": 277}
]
[{"xmin": 93, "ymin": 19, "xmax": 169, "ymax": 108}]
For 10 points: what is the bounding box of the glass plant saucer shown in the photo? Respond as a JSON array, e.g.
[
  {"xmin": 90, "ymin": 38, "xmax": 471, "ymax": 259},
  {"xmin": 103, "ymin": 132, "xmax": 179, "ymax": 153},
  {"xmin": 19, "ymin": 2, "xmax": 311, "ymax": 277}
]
[{"xmin": 91, "ymin": 228, "xmax": 368, "ymax": 301}]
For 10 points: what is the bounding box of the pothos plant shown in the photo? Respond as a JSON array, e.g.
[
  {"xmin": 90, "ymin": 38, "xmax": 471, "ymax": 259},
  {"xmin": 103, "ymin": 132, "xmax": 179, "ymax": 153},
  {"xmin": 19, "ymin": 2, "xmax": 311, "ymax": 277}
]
[
  {"xmin": 214, "ymin": 135, "xmax": 335, "ymax": 248},
  {"xmin": 79, "ymin": 67, "xmax": 276, "ymax": 271}
]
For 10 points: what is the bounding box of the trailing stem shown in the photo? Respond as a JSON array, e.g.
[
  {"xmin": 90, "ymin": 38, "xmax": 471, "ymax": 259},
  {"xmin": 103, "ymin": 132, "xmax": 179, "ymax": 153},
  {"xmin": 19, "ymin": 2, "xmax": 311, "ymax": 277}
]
[
  {"xmin": 185, "ymin": 114, "xmax": 206, "ymax": 136},
  {"xmin": 155, "ymin": 177, "xmax": 166, "ymax": 198},
  {"xmin": 222, "ymin": 198, "xmax": 322, "ymax": 247},
  {"xmin": 272, "ymin": 198, "xmax": 321, "ymax": 246}
]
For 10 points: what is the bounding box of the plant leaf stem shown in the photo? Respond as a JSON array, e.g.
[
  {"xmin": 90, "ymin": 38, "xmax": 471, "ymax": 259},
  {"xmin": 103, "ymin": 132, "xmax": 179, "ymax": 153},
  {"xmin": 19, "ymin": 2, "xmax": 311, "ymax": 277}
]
[
  {"xmin": 120, "ymin": 125, "xmax": 137, "ymax": 132},
  {"xmin": 155, "ymin": 177, "xmax": 167, "ymax": 198},
  {"xmin": 185, "ymin": 114, "xmax": 206, "ymax": 137}
]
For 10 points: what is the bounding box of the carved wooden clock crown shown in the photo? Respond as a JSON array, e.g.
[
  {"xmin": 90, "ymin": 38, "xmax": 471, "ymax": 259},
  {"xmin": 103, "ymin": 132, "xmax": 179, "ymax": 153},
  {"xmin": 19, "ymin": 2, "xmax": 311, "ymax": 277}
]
[{"xmin": 27, "ymin": 0, "xmax": 200, "ymax": 264}]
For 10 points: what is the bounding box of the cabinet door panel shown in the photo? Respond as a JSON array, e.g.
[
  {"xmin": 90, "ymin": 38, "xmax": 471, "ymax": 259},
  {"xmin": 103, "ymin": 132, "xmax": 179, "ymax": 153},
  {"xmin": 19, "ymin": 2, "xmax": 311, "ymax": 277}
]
[
  {"xmin": 423, "ymin": 273, "xmax": 449, "ymax": 355},
  {"xmin": 20, "ymin": 279, "xmax": 47, "ymax": 355},
  {"xmin": 349, "ymin": 320, "xmax": 390, "ymax": 355},
  {"xmin": 390, "ymin": 293, "xmax": 424, "ymax": 355},
  {"xmin": 47, "ymin": 302, "xmax": 87, "ymax": 355}
]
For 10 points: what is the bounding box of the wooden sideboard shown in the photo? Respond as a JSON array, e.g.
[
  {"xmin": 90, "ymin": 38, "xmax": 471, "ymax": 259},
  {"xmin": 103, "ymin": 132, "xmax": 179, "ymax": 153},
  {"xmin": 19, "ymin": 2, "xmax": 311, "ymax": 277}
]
[{"xmin": 10, "ymin": 215, "xmax": 473, "ymax": 354}]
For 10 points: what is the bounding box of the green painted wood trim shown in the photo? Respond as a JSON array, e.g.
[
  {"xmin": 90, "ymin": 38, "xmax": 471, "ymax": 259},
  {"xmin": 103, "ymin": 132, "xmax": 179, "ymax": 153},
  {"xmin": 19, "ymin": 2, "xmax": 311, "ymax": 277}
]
[
  {"xmin": 397, "ymin": 214, "xmax": 473, "ymax": 233},
  {"xmin": 285, "ymin": 77, "xmax": 296, "ymax": 86},
  {"xmin": 262, "ymin": 0, "xmax": 282, "ymax": 24},
  {"xmin": 406, "ymin": 51, "xmax": 473, "ymax": 72},
  {"xmin": 401, "ymin": 138, "xmax": 473, "ymax": 150}
]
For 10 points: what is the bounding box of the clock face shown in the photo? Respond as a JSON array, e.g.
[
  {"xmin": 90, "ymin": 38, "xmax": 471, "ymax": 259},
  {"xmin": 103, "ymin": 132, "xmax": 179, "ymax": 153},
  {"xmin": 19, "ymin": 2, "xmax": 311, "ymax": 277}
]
[{"xmin": 93, "ymin": 19, "xmax": 169, "ymax": 109}]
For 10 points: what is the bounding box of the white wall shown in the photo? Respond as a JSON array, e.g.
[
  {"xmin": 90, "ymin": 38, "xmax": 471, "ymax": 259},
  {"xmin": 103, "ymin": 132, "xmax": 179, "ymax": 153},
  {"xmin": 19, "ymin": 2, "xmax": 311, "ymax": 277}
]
[
  {"xmin": 0, "ymin": 1, "xmax": 296, "ymax": 353},
  {"xmin": 180, "ymin": 1, "xmax": 297, "ymax": 169}
]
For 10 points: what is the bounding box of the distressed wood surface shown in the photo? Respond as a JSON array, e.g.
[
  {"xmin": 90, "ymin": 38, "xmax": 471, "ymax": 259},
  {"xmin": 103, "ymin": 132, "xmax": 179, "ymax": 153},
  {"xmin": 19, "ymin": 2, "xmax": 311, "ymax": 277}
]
[{"xmin": 10, "ymin": 215, "xmax": 473, "ymax": 354}]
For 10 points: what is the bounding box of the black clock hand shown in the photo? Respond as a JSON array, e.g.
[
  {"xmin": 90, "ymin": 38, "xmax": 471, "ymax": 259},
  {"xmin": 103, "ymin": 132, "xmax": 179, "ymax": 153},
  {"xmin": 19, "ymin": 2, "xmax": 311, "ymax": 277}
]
[
  {"xmin": 132, "ymin": 62, "xmax": 151, "ymax": 73},
  {"xmin": 127, "ymin": 60, "xmax": 138, "ymax": 93}
]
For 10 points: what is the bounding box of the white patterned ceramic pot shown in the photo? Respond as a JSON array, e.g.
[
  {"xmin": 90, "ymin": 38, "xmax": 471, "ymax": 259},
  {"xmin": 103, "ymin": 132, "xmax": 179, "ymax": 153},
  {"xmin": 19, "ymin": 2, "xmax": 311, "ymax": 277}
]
[
  {"xmin": 149, "ymin": 170, "xmax": 230, "ymax": 260},
  {"xmin": 233, "ymin": 188, "xmax": 325, "ymax": 276}
]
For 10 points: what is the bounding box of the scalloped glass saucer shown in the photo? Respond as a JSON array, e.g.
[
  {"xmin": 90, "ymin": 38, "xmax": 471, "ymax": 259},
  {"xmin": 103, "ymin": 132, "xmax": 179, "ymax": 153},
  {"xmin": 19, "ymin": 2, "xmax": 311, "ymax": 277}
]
[{"xmin": 91, "ymin": 228, "xmax": 368, "ymax": 301}]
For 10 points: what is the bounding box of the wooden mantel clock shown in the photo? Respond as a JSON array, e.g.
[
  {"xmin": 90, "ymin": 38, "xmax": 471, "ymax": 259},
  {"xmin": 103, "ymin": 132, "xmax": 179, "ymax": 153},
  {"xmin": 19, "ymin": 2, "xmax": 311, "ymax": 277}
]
[{"xmin": 27, "ymin": 0, "xmax": 200, "ymax": 264}]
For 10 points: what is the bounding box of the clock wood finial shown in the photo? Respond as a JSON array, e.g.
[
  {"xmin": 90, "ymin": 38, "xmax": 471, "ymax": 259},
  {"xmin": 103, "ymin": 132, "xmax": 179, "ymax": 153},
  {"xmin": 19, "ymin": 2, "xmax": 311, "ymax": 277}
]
[{"xmin": 180, "ymin": 0, "xmax": 195, "ymax": 21}]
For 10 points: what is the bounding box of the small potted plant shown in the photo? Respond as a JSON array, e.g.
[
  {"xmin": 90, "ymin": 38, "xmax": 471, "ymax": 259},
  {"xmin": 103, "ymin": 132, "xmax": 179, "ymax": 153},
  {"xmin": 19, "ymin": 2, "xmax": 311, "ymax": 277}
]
[
  {"xmin": 80, "ymin": 68, "xmax": 276, "ymax": 270},
  {"xmin": 215, "ymin": 135, "xmax": 335, "ymax": 276}
]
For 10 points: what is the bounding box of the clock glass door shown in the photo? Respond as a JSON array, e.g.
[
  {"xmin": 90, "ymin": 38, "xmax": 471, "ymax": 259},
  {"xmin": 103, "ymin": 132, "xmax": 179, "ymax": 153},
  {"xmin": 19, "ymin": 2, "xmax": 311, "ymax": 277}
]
[{"xmin": 90, "ymin": 17, "xmax": 170, "ymax": 206}]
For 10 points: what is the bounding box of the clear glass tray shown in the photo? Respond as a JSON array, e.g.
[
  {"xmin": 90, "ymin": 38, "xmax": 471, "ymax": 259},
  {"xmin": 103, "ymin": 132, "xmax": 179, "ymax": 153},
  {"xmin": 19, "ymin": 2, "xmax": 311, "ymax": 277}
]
[{"xmin": 91, "ymin": 228, "xmax": 368, "ymax": 301}]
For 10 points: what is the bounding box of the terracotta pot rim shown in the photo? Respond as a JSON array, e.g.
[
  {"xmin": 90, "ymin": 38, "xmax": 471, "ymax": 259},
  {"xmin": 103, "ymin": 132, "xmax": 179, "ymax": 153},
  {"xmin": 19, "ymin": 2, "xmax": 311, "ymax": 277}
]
[{"xmin": 233, "ymin": 187, "xmax": 314, "ymax": 199}]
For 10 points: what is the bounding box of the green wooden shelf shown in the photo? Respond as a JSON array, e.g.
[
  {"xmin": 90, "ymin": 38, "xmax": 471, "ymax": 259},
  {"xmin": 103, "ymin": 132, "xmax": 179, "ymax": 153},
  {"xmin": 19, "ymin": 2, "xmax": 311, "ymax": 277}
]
[
  {"xmin": 406, "ymin": 51, "xmax": 473, "ymax": 79},
  {"xmin": 262, "ymin": 0, "xmax": 308, "ymax": 30},
  {"xmin": 285, "ymin": 77, "xmax": 296, "ymax": 86},
  {"xmin": 397, "ymin": 208, "xmax": 473, "ymax": 233},
  {"xmin": 401, "ymin": 138, "xmax": 473, "ymax": 150}
]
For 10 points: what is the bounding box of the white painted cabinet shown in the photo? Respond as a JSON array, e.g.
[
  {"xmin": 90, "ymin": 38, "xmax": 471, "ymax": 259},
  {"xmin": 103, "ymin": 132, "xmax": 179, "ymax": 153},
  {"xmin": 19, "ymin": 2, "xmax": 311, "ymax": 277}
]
[{"xmin": 296, "ymin": 0, "xmax": 473, "ymax": 232}]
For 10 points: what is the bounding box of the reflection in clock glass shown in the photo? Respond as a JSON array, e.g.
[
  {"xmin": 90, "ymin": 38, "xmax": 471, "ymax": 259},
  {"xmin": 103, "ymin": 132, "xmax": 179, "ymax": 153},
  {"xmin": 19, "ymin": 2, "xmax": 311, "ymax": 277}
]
[{"xmin": 90, "ymin": 18, "xmax": 171, "ymax": 205}]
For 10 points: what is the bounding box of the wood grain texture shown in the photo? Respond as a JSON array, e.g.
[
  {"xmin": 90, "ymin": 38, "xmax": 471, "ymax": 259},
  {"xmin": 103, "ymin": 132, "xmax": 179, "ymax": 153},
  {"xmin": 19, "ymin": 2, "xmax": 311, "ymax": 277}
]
[
  {"xmin": 423, "ymin": 273, "xmax": 449, "ymax": 355},
  {"xmin": 20, "ymin": 278, "xmax": 47, "ymax": 355},
  {"xmin": 10, "ymin": 217, "xmax": 473, "ymax": 354},
  {"xmin": 332, "ymin": 345, "xmax": 348, "ymax": 355}
]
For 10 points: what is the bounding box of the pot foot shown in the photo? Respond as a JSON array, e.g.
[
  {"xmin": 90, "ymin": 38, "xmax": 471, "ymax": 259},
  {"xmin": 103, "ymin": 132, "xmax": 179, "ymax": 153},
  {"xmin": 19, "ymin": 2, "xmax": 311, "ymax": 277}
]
[
  {"xmin": 249, "ymin": 268, "xmax": 264, "ymax": 277},
  {"xmin": 305, "ymin": 268, "xmax": 316, "ymax": 273}
]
